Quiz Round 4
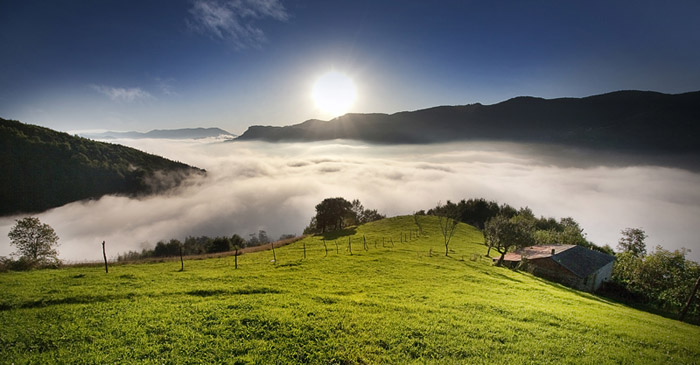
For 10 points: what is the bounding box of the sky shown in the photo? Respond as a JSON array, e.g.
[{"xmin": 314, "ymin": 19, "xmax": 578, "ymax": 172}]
[{"xmin": 1, "ymin": 0, "xmax": 700, "ymax": 134}]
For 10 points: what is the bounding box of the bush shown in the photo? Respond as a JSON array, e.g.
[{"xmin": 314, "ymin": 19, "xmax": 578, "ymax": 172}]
[{"xmin": 0, "ymin": 256, "xmax": 61, "ymax": 272}]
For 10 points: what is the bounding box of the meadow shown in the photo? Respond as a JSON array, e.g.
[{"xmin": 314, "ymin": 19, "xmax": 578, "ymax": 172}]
[{"xmin": 1, "ymin": 216, "xmax": 698, "ymax": 364}]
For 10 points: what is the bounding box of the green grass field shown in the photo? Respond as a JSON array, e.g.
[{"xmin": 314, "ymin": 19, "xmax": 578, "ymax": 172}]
[{"xmin": 1, "ymin": 216, "xmax": 699, "ymax": 364}]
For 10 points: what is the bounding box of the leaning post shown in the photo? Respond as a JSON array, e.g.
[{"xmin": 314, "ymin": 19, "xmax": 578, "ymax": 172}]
[
  {"xmin": 101, "ymin": 241, "xmax": 108, "ymax": 274},
  {"xmin": 179, "ymin": 244, "xmax": 184, "ymax": 271}
]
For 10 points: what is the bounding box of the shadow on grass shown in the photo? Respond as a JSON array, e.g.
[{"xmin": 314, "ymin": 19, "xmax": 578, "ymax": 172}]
[
  {"xmin": 594, "ymin": 290, "xmax": 700, "ymax": 326},
  {"xmin": 0, "ymin": 294, "xmax": 125, "ymax": 311},
  {"xmin": 523, "ymin": 275, "xmax": 619, "ymax": 306},
  {"xmin": 489, "ymin": 271, "xmax": 524, "ymax": 283},
  {"xmin": 0, "ymin": 286, "xmax": 285, "ymax": 311},
  {"xmin": 186, "ymin": 287, "xmax": 283, "ymax": 297},
  {"xmin": 314, "ymin": 227, "xmax": 358, "ymax": 241}
]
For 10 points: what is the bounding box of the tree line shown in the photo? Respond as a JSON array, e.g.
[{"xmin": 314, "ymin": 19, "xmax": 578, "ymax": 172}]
[
  {"xmin": 425, "ymin": 198, "xmax": 613, "ymax": 258},
  {"xmin": 116, "ymin": 230, "xmax": 290, "ymax": 261},
  {"xmin": 607, "ymin": 228, "xmax": 700, "ymax": 318},
  {"xmin": 429, "ymin": 198, "xmax": 699, "ymax": 318}
]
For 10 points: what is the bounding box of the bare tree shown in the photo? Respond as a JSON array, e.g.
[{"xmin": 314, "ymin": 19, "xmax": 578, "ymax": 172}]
[{"xmin": 436, "ymin": 203, "xmax": 459, "ymax": 256}]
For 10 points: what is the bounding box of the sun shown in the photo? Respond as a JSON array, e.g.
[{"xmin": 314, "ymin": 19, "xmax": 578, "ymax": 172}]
[{"xmin": 312, "ymin": 71, "xmax": 356, "ymax": 116}]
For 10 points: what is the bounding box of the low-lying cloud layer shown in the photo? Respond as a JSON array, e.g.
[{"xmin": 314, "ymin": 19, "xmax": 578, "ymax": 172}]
[{"xmin": 2, "ymin": 139, "xmax": 699, "ymax": 263}]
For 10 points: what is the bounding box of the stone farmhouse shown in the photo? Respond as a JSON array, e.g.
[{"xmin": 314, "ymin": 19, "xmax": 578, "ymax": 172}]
[{"xmin": 497, "ymin": 244, "xmax": 616, "ymax": 292}]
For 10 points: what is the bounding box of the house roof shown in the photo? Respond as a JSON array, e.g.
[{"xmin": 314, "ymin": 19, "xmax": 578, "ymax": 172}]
[
  {"xmin": 552, "ymin": 245, "xmax": 616, "ymax": 278},
  {"xmin": 499, "ymin": 244, "xmax": 575, "ymax": 262},
  {"xmin": 497, "ymin": 244, "xmax": 616, "ymax": 278}
]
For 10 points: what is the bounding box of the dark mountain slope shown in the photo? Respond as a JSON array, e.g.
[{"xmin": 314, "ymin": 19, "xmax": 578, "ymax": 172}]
[
  {"xmin": 0, "ymin": 118, "xmax": 205, "ymax": 216},
  {"xmin": 235, "ymin": 90, "xmax": 700, "ymax": 153}
]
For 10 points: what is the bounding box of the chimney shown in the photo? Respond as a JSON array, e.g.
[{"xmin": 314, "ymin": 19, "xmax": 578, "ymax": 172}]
[{"xmin": 551, "ymin": 248, "xmax": 556, "ymax": 255}]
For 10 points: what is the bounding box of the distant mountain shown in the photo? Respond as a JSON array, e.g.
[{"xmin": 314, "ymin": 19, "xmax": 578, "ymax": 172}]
[
  {"xmin": 0, "ymin": 118, "xmax": 205, "ymax": 216},
  {"xmin": 83, "ymin": 127, "xmax": 235, "ymax": 140},
  {"xmin": 235, "ymin": 90, "xmax": 700, "ymax": 154}
]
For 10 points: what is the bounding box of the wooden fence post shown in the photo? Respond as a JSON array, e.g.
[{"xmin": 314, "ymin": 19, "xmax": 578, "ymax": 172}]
[
  {"xmin": 348, "ymin": 237, "xmax": 352, "ymax": 255},
  {"xmin": 323, "ymin": 239, "xmax": 328, "ymax": 257},
  {"xmin": 179, "ymin": 244, "xmax": 184, "ymax": 271},
  {"xmin": 101, "ymin": 241, "xmax": 108, "ymax": 274}
]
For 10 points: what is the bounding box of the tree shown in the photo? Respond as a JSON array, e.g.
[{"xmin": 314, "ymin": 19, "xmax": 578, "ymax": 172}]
[
  {"xmin": 314, "ymin": 197, "xmax": 353, "ymax": 232},
  {"xmin": 618, "ymin": 228, "xmax": 648, "ymax": 257},
  {"xmin": 436, "ymin": 202, "xmax": 459, "ymax": 256},
  {"xmin": 484, "ymin": 213, "xmax": 533, "ymax": 266},
  {"xmin": 559, "ymin": 217, "xmax": 588, "ymax": 246},
  {"xmin": 612, "ymin": 245, "xmax": 700, "ymax": 316},
  {"xmin": 257, "ymin": 230, "xmax": 270, "ymax": 244},
  {"xmin": 8, "ymin": 217, "xmax": 60, "ymax": 265},
  {"xmin": 154, "ymin": 239, "xmax": 181, "ymax": 257},
  {"xmin": 231, "ymin": 234, "xmax": 244, "ymax": 269},
  {"xmin": 208, "ymin": 236, "xmax": 231, "ymax": 253},
  {"xmin": 349, "ymin": 199, "xmax": 365, "ymax": 226}
]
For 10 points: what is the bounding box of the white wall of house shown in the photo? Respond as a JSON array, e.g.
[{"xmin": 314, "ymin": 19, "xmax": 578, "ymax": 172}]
[{"xmin": 584, "ymin": 260, "xmax": 614, "ymax": 292}]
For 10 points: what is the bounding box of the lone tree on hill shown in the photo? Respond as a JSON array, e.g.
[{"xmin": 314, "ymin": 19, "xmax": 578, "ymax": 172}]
[
  {"xmin": 435, "ymin": 202, "xmax": 459, "ymax": 256},
  {"xmin": 231, "ymin": 234, "xmax": 245, "ymax": 269},
  {"xmin": 8, "ymin": 217, "xmax": 60, "ymax": 265},
  {"xmin": 617, "ymin": 228, "xmax": 648, "ymax": 257},
  {"xmin": 313, "ymin": 197, "xmax": 354, "ymax": 232}
]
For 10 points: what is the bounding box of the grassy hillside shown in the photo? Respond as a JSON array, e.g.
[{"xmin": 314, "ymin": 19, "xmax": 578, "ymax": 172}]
[
  {"xmin": 0, "ymin": 118, "xmax": 205, "ymax": 216},
  {"xmin": 1, "ymin": 216, "xmax": 698, "ymax": 363}
]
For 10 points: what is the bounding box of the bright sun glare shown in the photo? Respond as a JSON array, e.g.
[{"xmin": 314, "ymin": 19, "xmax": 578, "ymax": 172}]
[{"xmin": 312, "ymin": 71, "xmax": 356, "ymax": 116}]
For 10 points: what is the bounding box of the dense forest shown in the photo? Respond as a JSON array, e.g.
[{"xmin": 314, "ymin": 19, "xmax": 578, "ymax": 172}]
[{"xmin": 0, "ymin": 118, "xmax": 205, "ymax": 215}]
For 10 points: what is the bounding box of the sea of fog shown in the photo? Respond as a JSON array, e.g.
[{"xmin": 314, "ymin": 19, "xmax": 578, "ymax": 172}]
[{"xmin": 2, "ymin": 138, "xmax": 699, "ymax": 263}]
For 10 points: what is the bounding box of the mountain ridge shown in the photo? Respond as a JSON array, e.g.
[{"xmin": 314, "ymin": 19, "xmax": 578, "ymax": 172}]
[
  {"xmin": 82, "ymin": 127, "xmax": 235, "ymax": 140},
  {"xmin": 235, "ymin": 90, "xmax": 700, "ymax": 155}
]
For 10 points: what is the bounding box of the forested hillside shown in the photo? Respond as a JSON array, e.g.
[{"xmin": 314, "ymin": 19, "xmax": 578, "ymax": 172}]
[{"xmin": 0, "ymin": 118, "xmax": 205, "ymax": 215}]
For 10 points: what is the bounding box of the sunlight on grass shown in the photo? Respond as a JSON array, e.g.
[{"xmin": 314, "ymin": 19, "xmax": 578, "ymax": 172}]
[{"xmin": 1, "ymin": 216, "xmax": 698, "ymax": 363}]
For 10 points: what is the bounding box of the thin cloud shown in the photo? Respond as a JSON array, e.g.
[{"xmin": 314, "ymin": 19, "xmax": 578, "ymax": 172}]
[
  {"xmin": 91, "ymin": 85, "xmax": 153, "ymax": 102},
  {"xmin": 154, "ymin": 77, "xmax": 177, "ymax": 96},
  {"xmin": 187, "ymin": 0, "xmax": 289, "ymax": 49}
]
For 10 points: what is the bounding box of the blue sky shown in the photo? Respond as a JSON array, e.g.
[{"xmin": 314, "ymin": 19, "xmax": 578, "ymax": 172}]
[{"xmin": 1, "ymin": 0, "xmax": 699, "ymax": 134}]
